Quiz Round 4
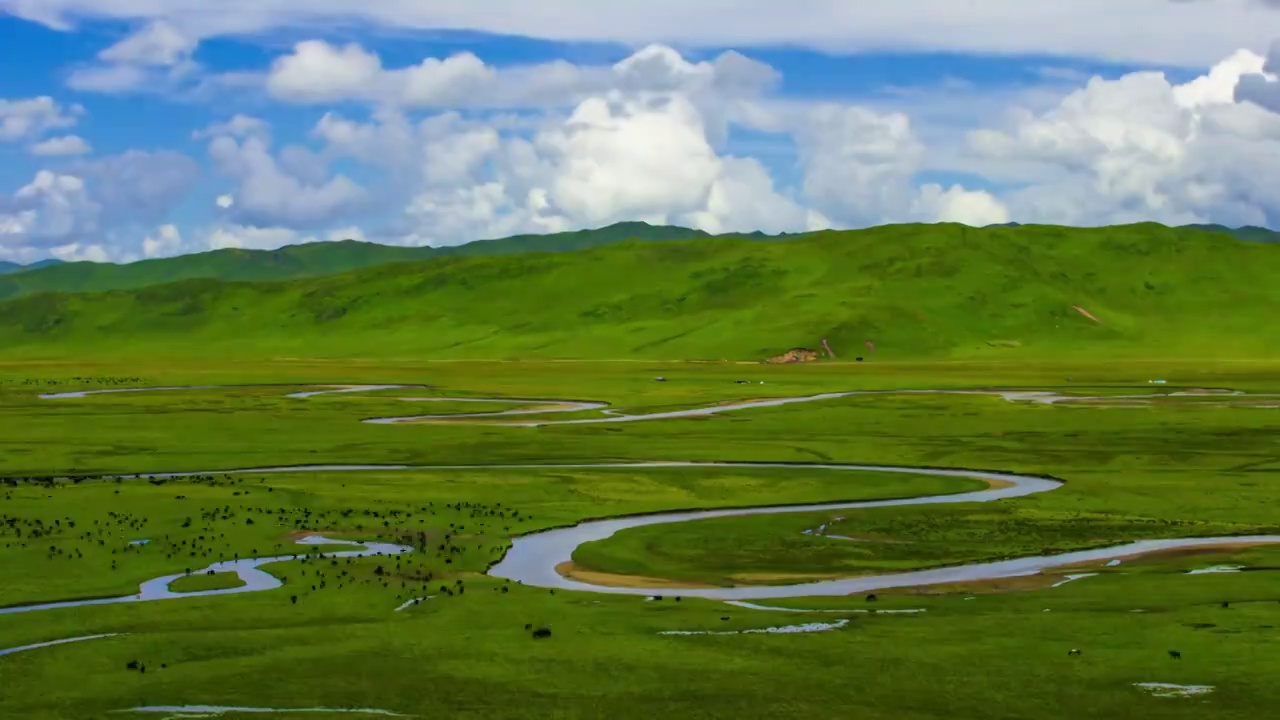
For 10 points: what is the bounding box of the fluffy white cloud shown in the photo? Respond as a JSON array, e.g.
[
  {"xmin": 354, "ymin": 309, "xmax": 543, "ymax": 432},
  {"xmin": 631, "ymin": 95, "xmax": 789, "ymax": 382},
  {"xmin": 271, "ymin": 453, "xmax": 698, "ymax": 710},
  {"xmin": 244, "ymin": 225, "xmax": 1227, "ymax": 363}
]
[
  {"xmin": 47, "ymin": 241, "xmax": 113, "ymax": 263},
  {"xmin": 195, "ymin": 114, "xmax": 270, "ymax": 140},
  {"xmin": 7, "ymin": 0, "xmax": 1280, "ymax": 67},
  {"xmin": 383, "ymin": 91, "xmax": 833, "ymax": 246},
  {"xmin": 679, "ymin": 157, "xmax": 831, "ymax": 235},
  {"xmin": 0, "ymin": 151, "xmax": 198, "ymax": 262},
  {"xmin": 280, "ymin": 45, "xmax": 1026, "ymax": 246},
  {"xmin": 541, "ymin": 95, "xmax": 722, "ymax": 225},
  {"xmin": 10, "ymin": 33, "xmax": 1280, "ymax": 264},
  {"xmin": 0, "ymin": 171, "xmax": 101, "ymax": 248},
  {"xmin": 794, "ymin": 104, "xmax": 925, "ymax": 225},
  {"xmin": 99, "ymin": 20, "xmax": 195, "ymax": 66},
  {"xmin": 29, "ymin": 134, "xmax": 92, "ymax": 156},
  {"xmin": 71, "ymin": 150, "xmax": 201, "ymax": 227},
  {"xmin": 968, "ymin": 48, "xmax": 1280, "ymax": 226},
  {"xmin": 207, "ymin": 123, "xmax": 368, "ymax": 228},
  {"xmin": 910, "ymin": 184, "xmax": 1011, "ymax": 226},
  {"xmin": 65, "ymin": 64, "xmax": 152, "ymax": 93},
  {"xmin": 262, "ymin": 39, "xmax": 777, "ymax": 112},
  {"xmin": 1235, "ymin": 40, "xmax": 1280, "ymax": 111},
  {"xmin": 312, "ymin": 109, "xmax": 422, "ymax": 174},
  {"xmin": 201, "ymin": 224, "xmax": 361, "ymax": 251},
  {"xmin": 67, "ymin": 20, "xmax": 198, "ymax": 93},
  {"xmin": 0, "ymin": 96, "xmax": 80, "ymax": 142},
  {"xmin": 140, "ymin": 223, "xmax": 183, "ymax": 258},
  {"xmin": 266, "ymin": 41, "xmax": 387, "ymax": 104},
  {"xmin": 310, "ymin": 42, "xmax": 1280, "ymax": 241}
]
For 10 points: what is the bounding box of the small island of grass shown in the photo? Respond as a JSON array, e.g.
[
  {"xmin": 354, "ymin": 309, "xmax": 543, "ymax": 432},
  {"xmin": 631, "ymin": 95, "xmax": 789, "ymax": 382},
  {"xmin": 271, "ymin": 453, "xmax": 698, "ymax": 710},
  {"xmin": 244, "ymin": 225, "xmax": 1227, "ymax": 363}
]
[{"xmin": 169, "ymin": 572, "xmax": 247, "ymax": 593}]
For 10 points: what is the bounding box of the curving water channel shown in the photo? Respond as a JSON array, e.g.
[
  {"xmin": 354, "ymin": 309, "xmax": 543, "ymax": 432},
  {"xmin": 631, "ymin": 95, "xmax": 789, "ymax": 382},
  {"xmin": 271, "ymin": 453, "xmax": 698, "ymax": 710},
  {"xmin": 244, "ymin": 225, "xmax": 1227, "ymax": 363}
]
[
  {"xmin": 0, "ymin": 536, "xmax": 411, "ymax": 616},
  {"xmin": 121, "ymin": 706, "xmax": 412, "ymax": 716},
  {"xmin": 39, "ymin": 383, "xmax": 1280, "ymax": 427},
  {"xmin": 11, "ymin": 384, "xmax": 1279, "ymax": 610},
  {"xmin": 0, "ymin": 633, "xmax": 123, "ymax": 657}
]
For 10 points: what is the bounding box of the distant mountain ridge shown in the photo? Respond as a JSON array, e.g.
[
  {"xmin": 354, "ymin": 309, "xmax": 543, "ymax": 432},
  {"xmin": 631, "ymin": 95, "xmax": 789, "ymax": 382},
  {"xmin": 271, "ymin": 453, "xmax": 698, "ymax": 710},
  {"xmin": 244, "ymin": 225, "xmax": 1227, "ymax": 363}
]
[
  {"xmin": 0, "ymin": 220, "xmax": 1269, "ymax": 302},
  {"xmin": 0, "ymin": 259, "xmax": 65, "ymax": 276},
  {"xmin": 0, "ymin": 222, "xmax": 722, "ymax": 302},
  {"xmin": 990, "ymin": 222, "xmax": 1279, "ymax": 243},
  {"xmin": 1180, "ymin": 224, "xmax": 1280, "ymax": 243}
]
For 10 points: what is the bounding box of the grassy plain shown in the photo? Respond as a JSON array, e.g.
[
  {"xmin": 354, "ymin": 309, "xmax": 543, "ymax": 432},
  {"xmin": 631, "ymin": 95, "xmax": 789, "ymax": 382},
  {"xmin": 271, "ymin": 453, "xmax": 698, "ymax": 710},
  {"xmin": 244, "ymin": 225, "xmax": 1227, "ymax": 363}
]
[{"xmin": 1, "ymin": 358, "xmax": 1279, "ymax": 719}]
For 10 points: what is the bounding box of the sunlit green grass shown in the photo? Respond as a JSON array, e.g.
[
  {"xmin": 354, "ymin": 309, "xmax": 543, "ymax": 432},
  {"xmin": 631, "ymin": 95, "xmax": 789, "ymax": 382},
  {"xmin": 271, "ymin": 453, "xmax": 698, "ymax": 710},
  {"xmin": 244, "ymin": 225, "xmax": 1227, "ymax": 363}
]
[
  {"xmin": 2, "ymin": 359, "xmax": 1280, "ymax": 719},
  {"xmin": 167, "ymin": 573, "xmax": 246, "ymax": 593},
  {"xmin": 3, "ymin": 223, "xmax": 1280, "ymax": 363}
]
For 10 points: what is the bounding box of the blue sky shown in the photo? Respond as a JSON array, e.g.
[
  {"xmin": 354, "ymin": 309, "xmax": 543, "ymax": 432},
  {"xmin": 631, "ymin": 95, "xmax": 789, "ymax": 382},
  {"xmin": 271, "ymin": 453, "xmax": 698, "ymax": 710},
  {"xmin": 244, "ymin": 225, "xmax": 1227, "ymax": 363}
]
[{"xmin": 0, "ymin": 1, "xmax": 1277, "ymax": 263}]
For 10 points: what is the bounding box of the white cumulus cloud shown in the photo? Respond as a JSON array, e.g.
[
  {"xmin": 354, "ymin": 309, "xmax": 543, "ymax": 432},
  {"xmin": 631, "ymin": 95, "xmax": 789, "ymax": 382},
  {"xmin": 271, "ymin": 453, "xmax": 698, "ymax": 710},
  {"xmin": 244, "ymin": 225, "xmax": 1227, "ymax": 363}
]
[
  {"xmin": 99, "ymin": 20, "xmax": 196, "ymax": 66},
  {"xmin": 29, "ymin": 134, "xmax": 92, "ymax": 156},
  {"xmin": 206, "ymin": 122, "xmax": 368, "ymax": 228},
  {"xmin": 7, "ymin": 33, "xmax": 1280, "ymax": 263},
  {"xmin": 911, "ymin": 184, "xmax": 1011, "ymax": 226},
  {"xmin": 67, "ymin": 20, "xmax": 199, "ymax": 94},
  {"xmin": 0, "ymin": 170, "xmax": 101, "ymax": 247},
  {"xmin": 0, "ymin": 151, "xmax": 199, "ymax": 262},
  {"xmin": 968, "ymin": 48, "xmax": 1280, "ymax": 226},
  {"xmin": 795, "ymin": 104, "xmax": 926, "ymax": 225},
  {"xmin": 141, "ymin": 223, "xmax": 184, "ymax": 258},
  {"xmin": 0, "ymin": 96, "xmax": 81, "ymax": 142},
  {"xmin": 198, "ymin": 223, "xmax": 361, "ymax": 252},
  {"xmin": 260, "ymin": 39, "xmax": 778, "ymax": 112},
  {"xmin": 196, "ymin": 114, "xmax": 271, "ymax": 140},
  {"xmin": 386, "ymin": 89, "xmax": 833, "ymax": 246},
  {"xmin": 6, "ymin": 0, "xmax": 1280, "ymax": 67}
]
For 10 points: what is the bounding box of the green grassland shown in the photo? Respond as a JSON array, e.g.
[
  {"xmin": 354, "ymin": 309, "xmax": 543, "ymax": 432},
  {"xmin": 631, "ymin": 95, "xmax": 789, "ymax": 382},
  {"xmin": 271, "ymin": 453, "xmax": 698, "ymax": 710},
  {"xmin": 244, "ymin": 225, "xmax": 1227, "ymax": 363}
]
[
  {"xmin": 1, "ymin": 223, "xmax": 1279, "ymax": 363},
  {"xmin": 1, "ymin": 358, "xmax": 1279, "ymax": 719},
  {"xmin": 0, "ymin": 463, "xmax": 973, "ymax": 607},
  {"xmin": 0, "ymin": 221, "xmax": 1270, "ymax": 304},
  {"xmin": 1, "ymin": 223, "xmax": 1279, "ymax": 719},
  {"xmin": 571, "ymin": 501, "xmax": 1279, "ymax": 586}
]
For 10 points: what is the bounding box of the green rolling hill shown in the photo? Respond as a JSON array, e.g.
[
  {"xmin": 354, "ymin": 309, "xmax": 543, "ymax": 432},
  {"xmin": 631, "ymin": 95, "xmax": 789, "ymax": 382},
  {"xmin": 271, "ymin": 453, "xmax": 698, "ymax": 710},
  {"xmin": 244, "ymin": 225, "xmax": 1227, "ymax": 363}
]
[
  {"xmin": 0, "ymin": 222, "xmax": 1268, "ymax": 303},
  {"xmin": 0, "ymin": 222, "xmax": 712, "ymax": 302},
  {"xmin": 1, "ymin": 222, "xmax": 1276, "ymax": 362}
]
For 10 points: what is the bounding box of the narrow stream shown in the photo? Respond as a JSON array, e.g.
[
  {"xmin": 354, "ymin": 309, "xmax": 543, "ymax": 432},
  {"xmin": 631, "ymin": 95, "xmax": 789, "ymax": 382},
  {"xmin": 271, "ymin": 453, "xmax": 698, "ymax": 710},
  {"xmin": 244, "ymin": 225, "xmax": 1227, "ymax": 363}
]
[{"xmin": 0, "ymin": 536, "xmax": 411, "ymax": 616}]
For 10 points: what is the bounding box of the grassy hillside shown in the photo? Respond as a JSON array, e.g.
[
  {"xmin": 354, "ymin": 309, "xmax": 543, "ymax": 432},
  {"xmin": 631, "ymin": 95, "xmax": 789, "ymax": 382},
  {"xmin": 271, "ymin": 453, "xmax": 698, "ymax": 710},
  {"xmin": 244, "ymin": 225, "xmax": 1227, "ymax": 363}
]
[
  {"xmin": 1, "ymin": 222, "xmax": 1277, "ymax": 362},
  {"xmin": 0, "ymin": 222, "xmax": 709, "ymax": 301}
]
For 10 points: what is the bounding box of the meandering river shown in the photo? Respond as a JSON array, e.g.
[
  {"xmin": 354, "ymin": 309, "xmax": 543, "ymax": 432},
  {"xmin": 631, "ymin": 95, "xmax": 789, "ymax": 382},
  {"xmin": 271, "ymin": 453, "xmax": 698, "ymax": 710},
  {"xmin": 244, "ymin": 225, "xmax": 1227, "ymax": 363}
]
[{"xmin": 6, "ymin": 384, "xmax": 1276, "ymax": 612}]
